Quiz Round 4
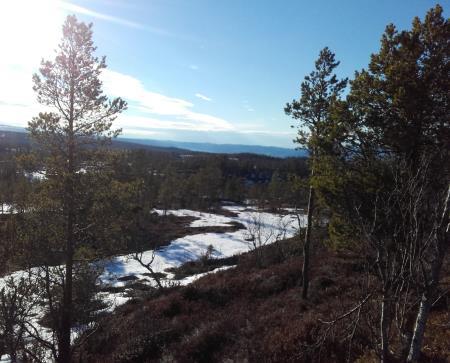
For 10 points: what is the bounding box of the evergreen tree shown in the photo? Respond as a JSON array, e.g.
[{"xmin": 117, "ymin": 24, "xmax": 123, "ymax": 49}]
[
  {"xmin": 285, "ymin": 47, "xmax": 347, "ymax": 299},
  {"xmin": 267, "ymin": 170, "xmax": 283, "ymax": 211},
  {"xmin": 26, "ymin": 15, "xmax": 126, "ymax": 362},
  {"xmin": 158, "ymin": 165, "xmax": 180, "ymax": 213},
  {"xmin": 312, "ymin": 5, "xmax": 449, "ymax": 361},
  {"xmin": 349, "ymin": 7, "xmax": 449, "ymax": 361}
]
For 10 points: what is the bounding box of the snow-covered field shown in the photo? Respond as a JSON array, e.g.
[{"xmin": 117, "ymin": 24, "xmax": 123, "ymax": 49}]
[
  {"xmin": 0, "ymin": 205, "xmax": 305, "ymax": 362},
  {"xmin": 1, "ymin": 205, "xmax": 304, "ymax": 302},
  {"xmin": 100, "ymin": 206, "xmax": 304, "ymax": 302}
]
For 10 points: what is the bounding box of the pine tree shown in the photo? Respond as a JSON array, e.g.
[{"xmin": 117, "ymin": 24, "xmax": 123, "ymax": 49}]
[
  {"xmin": 311, "ymin": 6, "xmax": 449, "ymax": 361},
  {"xmin": 28, "ymin": 15, "xmax": 126, "ymax": 362},
  {"xmin": 285, "ymin": 47, "xmax": 347, "ymax": 299},
  {"xmin": 347, "ymin": 6, "xmax": 449, "ymax": 361}
]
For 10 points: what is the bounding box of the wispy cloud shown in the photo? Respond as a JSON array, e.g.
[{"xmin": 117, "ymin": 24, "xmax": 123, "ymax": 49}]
[
  {"xmin": 236, "ymin": 129, "xmax": 292, "ymax": 136},
  {"xmin": 233, "ymin": 121, "xmax": 293, "ymax": 136},
  {"xmin": 58, "ymin": 1, "xmax": 183, "ymax": 39},
  {"xmin": 101, "ymin": 69, "xmax": 234, "ymax": 132},
  {"xmin": 189, "ymin": 64, "xmax": 199, "ymax": 71},
  {"xmin": 195, "ymin": 93, "xmax": 212, "ymax": 102}
]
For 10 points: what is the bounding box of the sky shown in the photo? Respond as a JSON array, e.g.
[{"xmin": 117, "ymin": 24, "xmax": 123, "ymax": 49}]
[{"xmin": 0, "ymin": 0, "xmax": 447, "ymax": 148}]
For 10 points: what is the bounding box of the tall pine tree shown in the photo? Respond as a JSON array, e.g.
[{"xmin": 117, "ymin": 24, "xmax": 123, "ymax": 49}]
[
  {"xmin": 285, "ymin": 47, "xmax": 347, "ymax": 299},
  {"xmin": 29, "ymin": 15, "xmax": 126, "ymax": 362}
]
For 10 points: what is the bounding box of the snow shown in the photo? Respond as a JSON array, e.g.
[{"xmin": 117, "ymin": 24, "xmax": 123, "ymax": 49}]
[
  {"xmin": 153, "ymin": 209, "xmax": 234, "ymax": 227},
  {"xmin": 24, "ymin": 171, "xmax": 46, "ymax": 180},
  {"xmin": 0, "ymin": 204, "xmax": 306, "ymax": 359},
  {"xmin": 100, "ymin": 205, "xmax": 304, "ymax": 288},
  {"xmin": 178, "ymin": 265, "xmax": 236, "ymax": 285},
  {"xmin": 1, "ymin": 205, "xmax": 305, "ymax": 302},
  {"xmin": 0, "ymin": 203, "xmax": 16, "ymax": 214},
  {"xmin": 97, "ymin": 291, "xmax": 130, "ymax": 312}
]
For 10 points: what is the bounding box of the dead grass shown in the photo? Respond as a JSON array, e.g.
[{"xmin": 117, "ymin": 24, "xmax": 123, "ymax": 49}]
[{"xmin": 77, "ymin": 237, "xmax": 450, "ymax": 363}]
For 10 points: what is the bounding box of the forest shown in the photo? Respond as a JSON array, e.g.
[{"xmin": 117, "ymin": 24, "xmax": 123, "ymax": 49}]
[{"xmin": 0, "ymin": 4, "xmax": 449, "ymax": 363}]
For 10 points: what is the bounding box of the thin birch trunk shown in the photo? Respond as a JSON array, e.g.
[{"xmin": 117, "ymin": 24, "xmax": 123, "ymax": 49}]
[
  {"xmin": 407, "ymin": 184, "xmax": 450, "ymax": 362},
  {"xmin": 380, "ymin": 294, "xmax": 390, "ymax": 363},
  {"xmin": 302, "ymin": 165, "xmax": 315, "ymax": 300}
]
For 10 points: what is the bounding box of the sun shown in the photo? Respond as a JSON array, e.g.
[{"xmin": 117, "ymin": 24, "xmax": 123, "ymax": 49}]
[
  {"xmin": 0, "ymin": 0, "xmax": 66, "ymax": 127},
  {"xmin": 0, "ymin": 0, "xmax": 64, "ymax": 69}
]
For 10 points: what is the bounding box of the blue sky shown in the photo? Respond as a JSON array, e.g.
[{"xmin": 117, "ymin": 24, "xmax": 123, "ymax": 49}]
[{"xmin": 0, "ymin": 0, "xmax": 447, "ymax": 147}]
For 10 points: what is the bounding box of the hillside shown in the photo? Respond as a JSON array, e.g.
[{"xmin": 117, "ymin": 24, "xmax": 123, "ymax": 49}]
[{"xmin": 77, "ymin": 236, "xmax": 450, "ymax": 363}]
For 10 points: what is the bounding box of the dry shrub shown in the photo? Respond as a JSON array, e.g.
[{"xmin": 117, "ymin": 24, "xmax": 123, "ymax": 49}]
[{"xmin": 77, "ymin": 238, "xmax": 449, "ymax": 363}]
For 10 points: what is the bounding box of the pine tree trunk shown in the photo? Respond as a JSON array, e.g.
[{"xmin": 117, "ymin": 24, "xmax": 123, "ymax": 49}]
[
  {"xmin": 59, "ymin": 80, "xmax": 75, "ymax": 363},
  {"xmin": 302, "ymin": 184, "xmax": 314, "ymax": 300},
  {"xmin": 60, "ymin": 208, "xmax": 74, "ymax": 363}
]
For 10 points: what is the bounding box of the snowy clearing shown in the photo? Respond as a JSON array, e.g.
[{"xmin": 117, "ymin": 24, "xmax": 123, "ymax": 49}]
[
  {"xmin": 101, "ymin": 206, "xmax": 304, "ymax": 290},
  {"xmin": 1, "ymin": 205, "xmax": 304, "ymax": 300},
  {"xmin": 0, "ymin": 205, "xmax": 305, "ymax": 360}
]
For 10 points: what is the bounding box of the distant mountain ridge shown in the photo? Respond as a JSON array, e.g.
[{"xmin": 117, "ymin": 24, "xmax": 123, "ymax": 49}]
[
  {"xmin": 0, "ymin": 124, "xmax": 24, "ymax": 133},
  {"xmin": 120, "ymin": 138, "xmax": 306, "ymax": 158},
  {"xmin": 0, "ymin": 125, "xmax": 306, "ymax": 158}
]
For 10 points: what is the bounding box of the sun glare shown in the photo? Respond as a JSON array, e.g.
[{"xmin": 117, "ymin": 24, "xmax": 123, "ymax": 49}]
[{"xmin": 0, "ymin": 0, "xmax": 64, "ymax": 69}]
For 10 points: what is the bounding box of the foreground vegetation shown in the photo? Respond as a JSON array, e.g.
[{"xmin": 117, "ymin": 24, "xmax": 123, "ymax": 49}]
[{"xmin": 77, "ymin": 236, "xmax": 450, "ymax": 363}]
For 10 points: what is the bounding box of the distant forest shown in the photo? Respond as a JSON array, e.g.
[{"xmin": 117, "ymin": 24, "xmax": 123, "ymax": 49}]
[{"xmin": 0, "ymin": 130, "xmax": 308, "ymax": 214}]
